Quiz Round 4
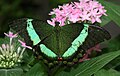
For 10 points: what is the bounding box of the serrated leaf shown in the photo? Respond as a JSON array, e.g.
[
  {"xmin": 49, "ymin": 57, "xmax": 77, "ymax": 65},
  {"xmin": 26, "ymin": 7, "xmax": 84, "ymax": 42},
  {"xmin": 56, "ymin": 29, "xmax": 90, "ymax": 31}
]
[
  {"xmin": 56, "ymin": 50, "xmax": 120, "ymax": 76},
  {"xmin": 0, "ymin": 68, "xmax": 23, "ymax": 76},
  {"xmin": 25, "ymin": 62, "xmax": 48, "ymax": 76}
]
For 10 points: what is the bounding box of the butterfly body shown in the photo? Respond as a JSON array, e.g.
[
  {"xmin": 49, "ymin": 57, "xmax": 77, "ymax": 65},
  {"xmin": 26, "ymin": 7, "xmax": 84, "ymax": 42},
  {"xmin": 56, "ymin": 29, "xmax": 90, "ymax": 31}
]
[{"xmin": 10, "ymin": 18, "xmax": 111, "ymax": 67}]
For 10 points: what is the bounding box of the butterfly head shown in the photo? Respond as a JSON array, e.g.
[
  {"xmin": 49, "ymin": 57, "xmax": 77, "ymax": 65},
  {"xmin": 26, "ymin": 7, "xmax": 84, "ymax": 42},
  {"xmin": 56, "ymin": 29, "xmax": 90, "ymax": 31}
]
[
  {"xmin": 55, "ymin": 22, "xmax": 60, "ymax": 27},
  {"xmin": 58, "ymin": 57, "xmax": 63, "ymax": 61}
]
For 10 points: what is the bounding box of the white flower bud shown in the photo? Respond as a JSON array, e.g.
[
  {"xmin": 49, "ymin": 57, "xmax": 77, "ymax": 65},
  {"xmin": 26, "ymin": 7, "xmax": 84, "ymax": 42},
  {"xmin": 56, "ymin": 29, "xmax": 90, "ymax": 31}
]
[
  {"xmin": 0, "ymin": 36, "xmax": 26, "ymax": 68},
  {"xmin": 2, "ymin": 44, "xmax": 6, "ymax": 51},
  {"xmin": 0, "ymin": 55, "xmax": 5, "ymax": 59},
  {"xmin": 10, "ymin": 45, "xmax": 14, "ymax": 54},
  {"xmin": 11, "ymin": 61, "xmax": 14, "ymax": 66},
  {"xmin": 6, "ymin": 44, "xmax": 9, "ymax": 51},
  {"xmin": 12, "ymin": 53, "xmax": 17, "ymax": 57},
  {"xmin": 18, "ymin": 59, "xmax": 21, "ymax": 62},
  {"xmin": 6, "ymin": 55, "xmax": 9, "ymax": 58},
  {"xmin": 9, "ymin": 55, "xmax": 13, "ymax": 59},
  {"xmin": 17, "ymin": 47, "xmax": 21, "ymax": 54},
  {"xmin": 6, "ymin": 62, "xmax": 9, "ymax": 66},
  {"xmin": 3, "ymin": 64, "xmax": 6, "ymax": 67},
  {"xmin": 0, "ymin": 46, "xmax": 4, "ymax": 55}
]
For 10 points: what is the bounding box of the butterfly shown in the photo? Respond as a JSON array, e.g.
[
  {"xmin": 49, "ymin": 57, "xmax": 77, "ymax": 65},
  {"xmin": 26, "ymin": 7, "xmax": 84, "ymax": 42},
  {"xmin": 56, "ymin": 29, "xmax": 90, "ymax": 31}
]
[{"xmin": 9, "ymin": 18, "xmax": 111, "ymax": 67}]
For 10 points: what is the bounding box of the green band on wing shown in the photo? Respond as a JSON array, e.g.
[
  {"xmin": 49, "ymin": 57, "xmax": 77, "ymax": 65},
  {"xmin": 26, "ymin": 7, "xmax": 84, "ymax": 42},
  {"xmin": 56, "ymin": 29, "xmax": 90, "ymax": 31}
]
[
  {"xmin": 27, "ymin": 19, "xmax": 41, "ymax": 45},
  {"xmin": 40, "ymin": 44, "xmax": 57, "ymax": 57},
  {"xmin": 62, "ymin": 24, "xmax": 89, "ymax": 57},
  {"xmin": 27, "ymin": 19, "xmax": 57, "ymax": 57}
]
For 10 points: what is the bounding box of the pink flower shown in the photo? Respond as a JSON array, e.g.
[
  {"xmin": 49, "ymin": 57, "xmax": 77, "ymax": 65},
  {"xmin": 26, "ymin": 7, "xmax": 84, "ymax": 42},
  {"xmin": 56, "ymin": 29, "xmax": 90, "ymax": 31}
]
[
  {"xmin": 47, "ymin": 0, "xmax": 107, "ymax": 26},
  {"xmin": 47, "ymin": 20, "xmax": 55, "ymax": 26},
  {"xmin": 95, "ymin": 16, "xmax": 102, "ymax": 23},
  {"xmin": 81, "ymin": 11, "xmax": 91, "ymax": 21},
  {"xmin": 18, "ymin": 40, "xmax": 32, "ymax": 49},
  {"xmin": 4, "ymin": 31, "xmax": 18, "ymax": 38},
  {"xmin": 68, "ymin": 14, "xmax": 81, "ymax": 23}
]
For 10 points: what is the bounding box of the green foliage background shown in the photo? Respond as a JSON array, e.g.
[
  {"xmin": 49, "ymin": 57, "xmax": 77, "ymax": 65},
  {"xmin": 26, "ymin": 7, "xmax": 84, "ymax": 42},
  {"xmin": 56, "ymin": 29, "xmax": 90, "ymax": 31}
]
[{"xmin": 0, "ymin": 0, "xmax": 120, "ymax": 76}]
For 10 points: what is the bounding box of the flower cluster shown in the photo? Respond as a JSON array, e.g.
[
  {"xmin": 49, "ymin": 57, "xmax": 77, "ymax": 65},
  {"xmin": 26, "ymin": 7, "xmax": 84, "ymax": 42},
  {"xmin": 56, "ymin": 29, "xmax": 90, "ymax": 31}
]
[
  {"xmin": 47, "ymin": 0, "xmax": 107, "ymax": 26},
  {"xmin": 0, "ymin": 31, "xmax": 32, "ymax": 68}
]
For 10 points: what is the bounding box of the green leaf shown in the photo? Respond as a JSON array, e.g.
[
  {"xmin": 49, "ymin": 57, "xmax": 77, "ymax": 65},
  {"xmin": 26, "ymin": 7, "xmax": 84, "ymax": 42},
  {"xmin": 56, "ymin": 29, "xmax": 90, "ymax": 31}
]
[
  {"xmin": 0, "ymin": 38, "xmax": 4, "ymax": 45},
  {"xmin": 109, "ymin": 0, "xmax": 120, "ymax": 5},
  {"xmin": 25, "ymin": 62, "xmax": 48, "ymax": 76},
  {"xmin": 56, "ymin": 50, "xmax": 120, "ymax": 76},
  {"xmin": 100, "ymin": 16, "xmax": 111, "ymax": 26},
  {"xmin": 108, "ymin": 35, "xmax": 120, "ymax": 52},
  {"xmin": 94, "ymin": 69, "xmax": 120, "ymax": 76},
  {"xmin": 0, "ymin": 68, "xmax": 23, "ymax": 76},
  {"xmin": 100, "ymin": 1, "xmax": 120, "ymax": 27},
  {"xmin": 102, "ymin": 36, "xmax": 120, "ymax": 69}
]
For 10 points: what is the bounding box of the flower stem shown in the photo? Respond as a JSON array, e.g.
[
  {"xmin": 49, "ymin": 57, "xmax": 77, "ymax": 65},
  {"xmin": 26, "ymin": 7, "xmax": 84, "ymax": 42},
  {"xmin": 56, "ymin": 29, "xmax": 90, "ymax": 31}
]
[{"xmin": 19, "ymin": 48, "xmax": 26, "ymax": 58}]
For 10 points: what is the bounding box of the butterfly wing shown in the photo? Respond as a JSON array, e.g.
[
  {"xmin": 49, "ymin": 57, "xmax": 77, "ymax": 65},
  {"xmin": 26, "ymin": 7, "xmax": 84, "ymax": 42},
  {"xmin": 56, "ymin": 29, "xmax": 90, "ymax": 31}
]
[
  {"xmin": 9, "ymin": 18, "xmax": 58, "ymax": 58},
  {"xmin": 62, "ymin": 24, "xmax": 89, "ymax": 58},
  {"xmin": 9, "ymin": 18, "xmax": 54, "ymax": 46},
  {"xmin": 81, "ymin": 25, "xmax": 111, "ymax": 51},
  {"xmin": 41, "ymin": 23, "xmax": 84, "ymax": 58},
  {"xmin": 9, "ymin": 18, "xmax": 32, "ymax": 45},
  {"xmin": 61, "ymin": 24, "xmax": 111, "ymax": 62}
]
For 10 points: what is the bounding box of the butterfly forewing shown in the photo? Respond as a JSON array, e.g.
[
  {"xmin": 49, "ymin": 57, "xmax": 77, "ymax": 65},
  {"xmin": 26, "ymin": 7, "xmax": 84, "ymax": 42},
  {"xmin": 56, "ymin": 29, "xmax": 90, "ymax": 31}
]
[
  {"xmin": 9, "ymin": 18, "xmax": 54, "ymax": 46},
  {"xmin": 9, "ymin": 18, "xmax": 33, "ymax": 46},
  {"xmin": 32, "ymin": 19, "xmax": 54, "ymax": 40}
]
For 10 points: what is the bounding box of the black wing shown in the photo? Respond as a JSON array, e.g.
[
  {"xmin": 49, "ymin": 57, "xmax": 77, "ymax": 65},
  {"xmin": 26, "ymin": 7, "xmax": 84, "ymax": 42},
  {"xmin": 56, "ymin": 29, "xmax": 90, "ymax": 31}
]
[
  {"xmin": 9, "ymin": 18, "xmax": 33, "ymax": 45},
  {"xmin": 9, "ymin": 18, "xmax": 53, "ymax": 46},
  {"xmin": 81, "ymin": 25, "xmax": 111, "ymax": 50}
]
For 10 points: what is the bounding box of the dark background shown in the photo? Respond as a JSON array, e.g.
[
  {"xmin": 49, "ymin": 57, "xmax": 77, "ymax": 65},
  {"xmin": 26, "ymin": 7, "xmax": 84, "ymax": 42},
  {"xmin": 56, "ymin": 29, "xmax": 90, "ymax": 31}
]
[{"xmin": 0, "ymin": 0, "xmax": 120, "ymax": 38}]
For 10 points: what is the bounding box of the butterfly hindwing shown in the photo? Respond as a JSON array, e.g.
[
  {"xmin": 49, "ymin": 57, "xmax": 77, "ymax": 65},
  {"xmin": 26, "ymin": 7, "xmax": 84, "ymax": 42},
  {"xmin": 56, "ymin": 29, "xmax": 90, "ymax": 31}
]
[
  {"xmin": 62, "ymin": 24, "xmax": 89, "ymax": 58},
  {"xmin": 81, "ymin": 25, "xmax": 111, "ymax": 50},
  {"xmin": 39, "ymin": 44, "xmax": 57, "ymax": 58}
]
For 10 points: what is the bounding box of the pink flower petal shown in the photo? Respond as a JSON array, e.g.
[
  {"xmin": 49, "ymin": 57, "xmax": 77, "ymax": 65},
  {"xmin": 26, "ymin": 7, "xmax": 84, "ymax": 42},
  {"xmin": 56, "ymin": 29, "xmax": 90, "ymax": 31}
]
[
  {"xmin": 4, "ymin": 31, "xmax": 18, "ymax": 38},
  {"xmin": 48, "ymin": 0, "xmax": 107, "ymax": 25},
  {"xmin": 47, "ymin": 20, "xmax": 55, "ymax": 26},
  {"xmin": 2, "ymin": 44, "xmax": 6, "ymax": 49},
  {"xmin": 18, "ymin": 40, "xmax": 32, "ymax": 49}
]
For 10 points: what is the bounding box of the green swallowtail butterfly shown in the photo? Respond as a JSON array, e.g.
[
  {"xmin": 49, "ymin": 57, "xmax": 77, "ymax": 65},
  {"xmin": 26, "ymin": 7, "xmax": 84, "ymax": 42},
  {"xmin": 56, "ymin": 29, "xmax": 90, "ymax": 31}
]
[{"xmin": 9, "ymin": 18, "xmax": 111, "ymax": 67}]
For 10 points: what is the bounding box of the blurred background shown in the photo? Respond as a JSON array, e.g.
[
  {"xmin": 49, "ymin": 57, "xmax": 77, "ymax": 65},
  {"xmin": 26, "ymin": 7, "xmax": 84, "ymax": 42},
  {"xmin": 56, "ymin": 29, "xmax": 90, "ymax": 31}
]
[{"xmin": 0, "ymin": 0, "xmax": 120, "ymax": 38}]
